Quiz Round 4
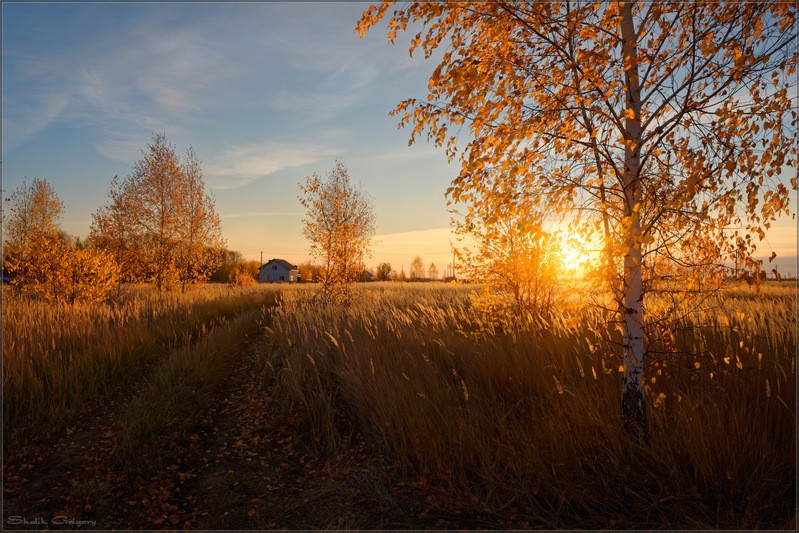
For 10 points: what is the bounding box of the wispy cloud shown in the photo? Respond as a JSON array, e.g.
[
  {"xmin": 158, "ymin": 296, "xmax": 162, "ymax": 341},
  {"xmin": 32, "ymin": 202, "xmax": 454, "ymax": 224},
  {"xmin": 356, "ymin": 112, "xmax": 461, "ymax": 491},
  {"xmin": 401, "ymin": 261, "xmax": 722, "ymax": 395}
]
[
  {"xmin": 349, "ymin": 146, "xmax": 442, "ymax": 164},
  {"xmin": 373, "ymin": 227, "xmax": 455, "ymax": 255},
  {"xmin": 4, "ymin": 9, "xmax": 242, "ymax": 152},
  {"xmin": 268, "ymin": 91, "xmax": 360, "ymax": 121},
  {"xmin": 3, "ymin": 92, "xmax": 68, "ymax": 151},
  {"xmin": 220, "ymin": 211, "xmax": 301, "ymax": 219},
  {"xmin": 94, "ymin": 138, "xmax": 145, "ymax": 164},
  {"xmin": 122, "ymin": 26, "xmax": 236, "ymax": 114},
  {"xmin": 204, "ymin": 141, "xmax": 338, "ymax": 190}
]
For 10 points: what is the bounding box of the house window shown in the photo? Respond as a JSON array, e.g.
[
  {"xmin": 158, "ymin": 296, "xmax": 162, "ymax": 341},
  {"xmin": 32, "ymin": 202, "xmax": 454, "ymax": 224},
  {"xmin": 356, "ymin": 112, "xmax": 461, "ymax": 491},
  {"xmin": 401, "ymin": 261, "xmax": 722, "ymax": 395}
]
[
  {"xmin": 279, "ymin": 275, "xmax": 285, "ymax": 281},
  {"xmin": 272, "ymin": 265, "xmax": 277, "ymax": 270}
]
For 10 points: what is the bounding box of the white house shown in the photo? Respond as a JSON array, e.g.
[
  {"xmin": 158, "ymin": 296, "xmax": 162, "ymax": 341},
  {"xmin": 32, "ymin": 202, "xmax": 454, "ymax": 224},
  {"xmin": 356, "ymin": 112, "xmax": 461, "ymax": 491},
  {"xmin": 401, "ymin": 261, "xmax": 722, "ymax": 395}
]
[{"xmin": 258, "ymin": 258, "xmax": 299, "ymax": 283}]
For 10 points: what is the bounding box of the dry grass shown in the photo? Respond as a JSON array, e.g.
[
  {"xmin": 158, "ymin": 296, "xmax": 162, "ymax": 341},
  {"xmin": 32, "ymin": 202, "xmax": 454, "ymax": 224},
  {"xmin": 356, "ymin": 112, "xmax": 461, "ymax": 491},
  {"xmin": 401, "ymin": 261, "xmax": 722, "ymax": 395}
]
[
  {"xmin": 116, "ymin": 304, "xmax": 273, "ymax": 473},
  {"xmin": 2, "ymin": 284, "xmax": 279, "ymax": 453},
  {"xmin": 265, "ymin": 281, "xmax": 796, "ymax": 528}
]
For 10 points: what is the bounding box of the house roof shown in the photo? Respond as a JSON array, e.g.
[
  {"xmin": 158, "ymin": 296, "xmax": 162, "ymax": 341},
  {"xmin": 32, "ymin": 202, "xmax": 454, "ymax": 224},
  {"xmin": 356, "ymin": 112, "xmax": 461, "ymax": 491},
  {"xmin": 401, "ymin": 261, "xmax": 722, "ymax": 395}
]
[{"xmin": 259, "ymin": 258, "xmax": 298, "ymax": 270}]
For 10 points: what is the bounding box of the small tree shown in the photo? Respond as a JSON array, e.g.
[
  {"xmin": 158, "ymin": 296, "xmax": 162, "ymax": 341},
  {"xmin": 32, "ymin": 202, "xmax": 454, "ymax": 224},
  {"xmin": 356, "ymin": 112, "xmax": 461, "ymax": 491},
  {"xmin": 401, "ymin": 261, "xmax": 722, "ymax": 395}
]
[
  {"xmin": 58, "ymin": 243, "xmax": 119, "ymax": 304},
  {"xmin": 298, "ymin": 261, "xmax": 323, "ymax": 283},
  {"xmin": 453, "ymin": 169, "xmax": 563, "ymax": 326},
  {"xmin": 375, "ymin": 262, "xmax": 393, "ymax": 281},
  {"xmin": 427, "ymin": 262, "xmax": 439, "ymax": 280},
  {"xmin": 231, "ymin": 265, "xmax": 257, "ymax": 286},
  {"xmin": 409, "ymin": 256, "xmax": 425, "ymax": 280},
  {"xmin": 299, "ymin": 160, "xmax": 376, "ymax": 304},
  {"xmin": 3, "ymin": 178, "xmax": 64, "ymax": 291}
]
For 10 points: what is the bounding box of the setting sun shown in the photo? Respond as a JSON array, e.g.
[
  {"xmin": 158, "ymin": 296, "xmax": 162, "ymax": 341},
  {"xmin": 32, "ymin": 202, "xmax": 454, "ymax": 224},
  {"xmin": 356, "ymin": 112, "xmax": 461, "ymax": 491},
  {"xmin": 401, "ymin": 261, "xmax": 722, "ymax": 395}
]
[
  {"xmin": 554, "ymin": 232, "xmax": 595, "ymax": 277},
  {"xmin": 561, "ymin": 243, "xmax": 590, "ymax": 274}
]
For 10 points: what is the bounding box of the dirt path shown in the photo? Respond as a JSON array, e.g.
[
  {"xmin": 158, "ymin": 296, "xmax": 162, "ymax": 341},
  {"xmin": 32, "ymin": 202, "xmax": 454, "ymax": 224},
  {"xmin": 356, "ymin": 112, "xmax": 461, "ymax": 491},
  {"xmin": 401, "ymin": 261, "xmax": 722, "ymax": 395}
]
[
  {"xmin": 3, "ymin": 315, "xmax": 264, "ymax": 529},
  {"xmin": 3, "ymin": 365, "xmax": 161, "ymax": 529},
  {"xmin": 142, "ymin": 335, "xmax": 412, "ymax": 530},
  {"xmin": 5, "ymin": 327, "xmax": 501, "ymax": 530}
]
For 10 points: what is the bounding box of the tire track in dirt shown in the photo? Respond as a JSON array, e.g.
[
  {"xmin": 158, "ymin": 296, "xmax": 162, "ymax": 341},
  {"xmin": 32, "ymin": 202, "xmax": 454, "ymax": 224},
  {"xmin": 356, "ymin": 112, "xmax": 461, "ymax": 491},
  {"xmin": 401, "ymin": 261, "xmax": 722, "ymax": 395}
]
[
  {"xmin": 5, "ymin": 312, "xmax": 502, "ymax": 530},
  {"xmin": 174, "ymin": 337, "xmax": 501, "ymax": 530},
  {"xmin": 2, "ymin": 309, "xmax": 266, "ymax": 529},
  {"xmin": 157, "ymin": 335, "xmax": 411, "ymax": 530},
  {"xmin": 3, "ymin": 363, "xmax": 165, "ymax": 529}
]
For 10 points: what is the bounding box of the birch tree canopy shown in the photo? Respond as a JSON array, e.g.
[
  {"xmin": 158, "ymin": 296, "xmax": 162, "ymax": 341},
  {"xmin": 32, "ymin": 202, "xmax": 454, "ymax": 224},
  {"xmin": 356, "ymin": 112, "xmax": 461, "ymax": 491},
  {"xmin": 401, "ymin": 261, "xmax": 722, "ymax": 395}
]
[
  {"xmin": 91, "ymin": 134, "xmax": 224, "ymax": 292},
  {"xmin": 357, "ymin": 0, "xmax": 797, "ymax": 439},
  {"xmin": 299, "ymin": 160, "xmax": 376, "ymax": 304}
]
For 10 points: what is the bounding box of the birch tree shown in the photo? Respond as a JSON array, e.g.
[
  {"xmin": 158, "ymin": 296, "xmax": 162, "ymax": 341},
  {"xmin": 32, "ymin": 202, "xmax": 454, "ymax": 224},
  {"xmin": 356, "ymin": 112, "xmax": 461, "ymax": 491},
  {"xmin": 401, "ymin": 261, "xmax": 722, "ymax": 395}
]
[
  {"xmin": 175, "ymin": 147, "xmax": 224, "ymax": 292},
  {"xmin": 358, "ymin": 1, "xmax": 797, "ymax": 440},
  {"xmin": 299, "ymin": 160, "xmax": 376, "ymax": 304},
  {"xmin": 91, "ymin": 134, "xmax": 224, "ymax": 292},
  {"xmin": 409, "ymin": 256, "xmax": 425, "ymax": 280},
  {"xmin": 3, "ymin": 178, "xmax": 64, "ymax": 291}
]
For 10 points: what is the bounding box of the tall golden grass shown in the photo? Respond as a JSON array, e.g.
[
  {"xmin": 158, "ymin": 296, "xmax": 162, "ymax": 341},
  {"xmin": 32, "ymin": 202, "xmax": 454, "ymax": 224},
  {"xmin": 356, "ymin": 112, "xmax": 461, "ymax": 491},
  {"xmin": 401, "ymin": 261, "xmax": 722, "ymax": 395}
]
[
  {"xmin": 265, "ymin": 281, "xmax": 795, "ymax": 528},
  {"xmin": 2, "ymin": 284, "xmax": 279, "ymax": 453},
  {"xmin": 116, "ymin": 304, "xmax": 273, "ymax": 473}
]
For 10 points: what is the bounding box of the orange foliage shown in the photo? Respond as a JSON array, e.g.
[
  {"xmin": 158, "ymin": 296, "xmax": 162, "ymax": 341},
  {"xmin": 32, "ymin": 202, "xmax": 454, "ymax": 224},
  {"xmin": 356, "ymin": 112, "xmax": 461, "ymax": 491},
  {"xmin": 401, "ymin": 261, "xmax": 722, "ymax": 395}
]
[
  {"xmin": 90, "ymin": 134, "xmax": 224, "ymax": 292},
  {"xmin": 358, "ymin": 1, "xmax": 796, "ymax": 436},
  {"xmin": 299, "ymin": 160, "xmax": 376, "ymax": 304}
]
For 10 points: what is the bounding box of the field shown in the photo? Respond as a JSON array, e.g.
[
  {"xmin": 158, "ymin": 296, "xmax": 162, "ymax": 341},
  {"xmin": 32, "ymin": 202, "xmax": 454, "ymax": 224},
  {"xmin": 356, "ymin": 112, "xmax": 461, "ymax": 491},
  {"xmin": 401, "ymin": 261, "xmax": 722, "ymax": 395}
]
[{"xmin": 3, "ymin": 281, "xmax": 796, "ymax": 529}]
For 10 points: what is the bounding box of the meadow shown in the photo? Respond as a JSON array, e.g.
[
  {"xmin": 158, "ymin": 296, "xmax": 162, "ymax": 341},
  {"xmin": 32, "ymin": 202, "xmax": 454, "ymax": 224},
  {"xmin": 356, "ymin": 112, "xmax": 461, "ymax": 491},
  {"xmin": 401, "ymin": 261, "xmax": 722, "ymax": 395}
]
[
  {"xmin": 264, "ymin": 281, "xmax": 796, "ymax": 528},
  {"xmin": 2, "ymin": 284, "xmax": 279, "ymax": 454},
  {"xmin": 2, "ymin": 280, "xmax": 795, "ymax": 529}
]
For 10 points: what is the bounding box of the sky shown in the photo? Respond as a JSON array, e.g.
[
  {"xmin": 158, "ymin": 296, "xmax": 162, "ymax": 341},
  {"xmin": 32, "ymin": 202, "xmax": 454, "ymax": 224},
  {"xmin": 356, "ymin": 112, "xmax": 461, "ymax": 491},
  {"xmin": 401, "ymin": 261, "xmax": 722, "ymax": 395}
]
[
  {"xmin": 2, "ymin": 1, "xmax": 460, "ymax": 274},
  {"xmin": 2, "ymin": 2, "xmax": 797, "ymax": 277}
]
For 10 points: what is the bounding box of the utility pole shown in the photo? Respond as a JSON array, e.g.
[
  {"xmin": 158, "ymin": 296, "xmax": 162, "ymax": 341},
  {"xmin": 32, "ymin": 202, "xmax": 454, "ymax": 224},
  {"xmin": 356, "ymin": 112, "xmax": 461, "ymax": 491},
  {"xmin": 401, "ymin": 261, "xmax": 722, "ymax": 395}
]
[{"xmin": 260, "ymin": 251, "xmax": 263, "ymax": 266}]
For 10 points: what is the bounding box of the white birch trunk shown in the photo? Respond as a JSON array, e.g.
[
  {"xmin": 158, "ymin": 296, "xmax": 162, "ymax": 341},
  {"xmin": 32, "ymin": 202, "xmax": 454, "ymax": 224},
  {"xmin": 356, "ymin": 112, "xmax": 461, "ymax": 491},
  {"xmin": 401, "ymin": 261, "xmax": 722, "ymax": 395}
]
[{"xmin": 619, "ymin": 1, "xmax": 648, "ymax": 441}]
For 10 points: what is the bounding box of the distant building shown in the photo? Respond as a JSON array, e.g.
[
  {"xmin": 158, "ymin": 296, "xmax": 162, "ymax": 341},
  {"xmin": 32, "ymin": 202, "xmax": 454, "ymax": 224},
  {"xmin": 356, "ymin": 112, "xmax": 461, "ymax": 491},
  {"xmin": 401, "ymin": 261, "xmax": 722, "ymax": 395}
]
[{"xmin": 258, "ymin": 259, "xmax": 298, "ymax": 283}]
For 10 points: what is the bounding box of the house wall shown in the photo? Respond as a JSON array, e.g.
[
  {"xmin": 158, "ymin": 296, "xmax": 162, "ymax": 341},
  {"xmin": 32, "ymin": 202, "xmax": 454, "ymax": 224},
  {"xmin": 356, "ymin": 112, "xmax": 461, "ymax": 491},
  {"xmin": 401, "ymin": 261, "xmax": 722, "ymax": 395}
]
[{"xmin": 258, "ymin": 263, "xmax": 298, "ymax": 283}]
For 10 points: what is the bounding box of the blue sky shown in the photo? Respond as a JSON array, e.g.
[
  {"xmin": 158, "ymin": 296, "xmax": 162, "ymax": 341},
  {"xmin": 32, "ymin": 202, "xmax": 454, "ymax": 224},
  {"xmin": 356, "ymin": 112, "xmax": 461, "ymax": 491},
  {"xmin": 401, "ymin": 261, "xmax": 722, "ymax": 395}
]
[
  {"xmin": 2, "ymin": 2, "xmax": 796, "ymax": 276},
  {"xmin": 3, "ymin": 2, "xmax": 458, "ymax": 272}
]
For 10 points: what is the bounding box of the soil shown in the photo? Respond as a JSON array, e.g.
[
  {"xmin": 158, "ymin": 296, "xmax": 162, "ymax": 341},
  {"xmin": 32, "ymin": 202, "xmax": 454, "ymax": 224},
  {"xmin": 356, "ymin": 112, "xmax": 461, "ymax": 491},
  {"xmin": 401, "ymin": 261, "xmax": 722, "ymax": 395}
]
[{"xmin": 3, "ymin": 332, "xmax": 502, "ymax": 530}]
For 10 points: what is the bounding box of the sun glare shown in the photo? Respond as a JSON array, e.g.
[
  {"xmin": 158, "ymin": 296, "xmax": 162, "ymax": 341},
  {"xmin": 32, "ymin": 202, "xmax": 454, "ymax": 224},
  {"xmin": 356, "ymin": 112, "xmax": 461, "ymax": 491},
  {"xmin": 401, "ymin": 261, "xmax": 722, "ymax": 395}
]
[{"xmin": 560, "ymin": 240, "xmax": 590, "ymax": 276}]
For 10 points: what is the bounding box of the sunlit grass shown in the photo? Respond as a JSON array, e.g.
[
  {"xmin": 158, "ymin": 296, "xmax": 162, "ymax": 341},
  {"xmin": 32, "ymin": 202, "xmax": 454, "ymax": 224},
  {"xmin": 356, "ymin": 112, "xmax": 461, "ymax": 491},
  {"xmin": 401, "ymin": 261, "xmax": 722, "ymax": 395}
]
[
  {"xmin": 2, "ymin": 284, "xmax": 280, "ymax": 453},
  {"xmin": 264, "ymin": 280, "xmax": 795, "ymax": 528}
]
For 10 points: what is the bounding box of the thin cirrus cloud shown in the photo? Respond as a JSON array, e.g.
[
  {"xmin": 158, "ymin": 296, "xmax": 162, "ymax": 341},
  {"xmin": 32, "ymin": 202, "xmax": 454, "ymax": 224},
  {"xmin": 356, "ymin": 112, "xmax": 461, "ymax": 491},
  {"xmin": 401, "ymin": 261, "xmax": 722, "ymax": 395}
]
[
  {"xmin": 95, "ymin": 138, "xmax": 340, "ymax": 192},
  {"xmin": 121, "ymin": 27, "xmax": 238, "ymax": 114},
  {"xmin": 220, "ymin": 211, "xmax": 301, "ymax": 219},
  {"xmin": 267, "ymin": 90, "xmax": 361, "ymax": 121},
  {"xmin": 4, "ymin": 12, "xmax": 242, "ymax": 152},
  {"xmin": 94, "ymin": 129, "xmax": 184, "ymax": 165},
  {"xmin": 95, "ymin": 139, "xmax": 144, "ymax": 164},
  {"xmin": 3, "ymin": 91, "xmax": 69, "ymax": 152},
  {"xmin": 204, "ymin": 142, "xmax": 338, "ymax": 191}
]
